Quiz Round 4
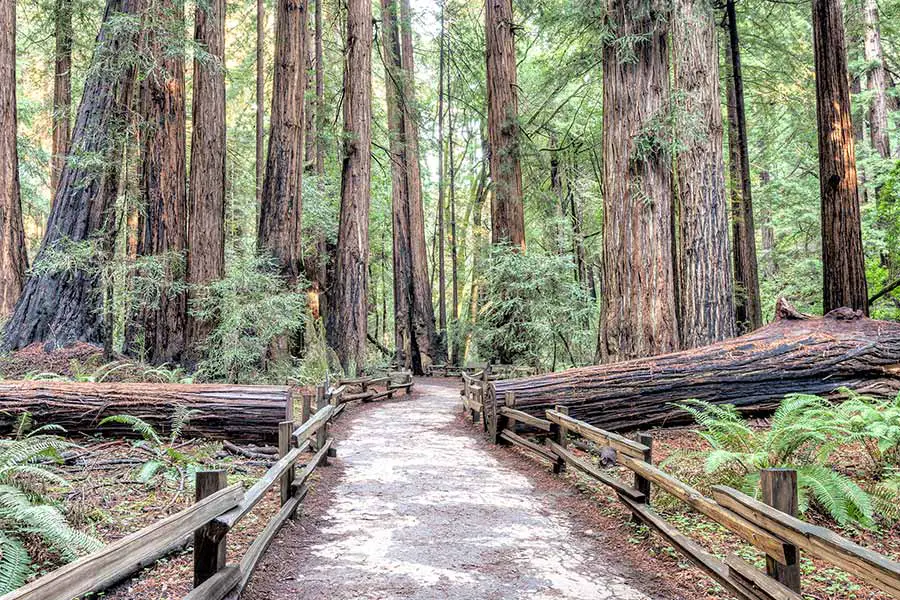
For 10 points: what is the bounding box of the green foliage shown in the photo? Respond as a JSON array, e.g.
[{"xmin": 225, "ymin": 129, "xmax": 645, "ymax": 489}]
[
  {"xmin": 470, "ymin": 244, "xmax": 595, "ymax": 369},
  {"xmin": 674, "ymin": 396, "xmax": 874, "ymax": 528},
  {"xmin": 192, "ymin": 243, "xmax": 308, "ymax": 383},
  {"xmin": 0, "ymin": 425, "xmax": 102, "ymax": 593}
]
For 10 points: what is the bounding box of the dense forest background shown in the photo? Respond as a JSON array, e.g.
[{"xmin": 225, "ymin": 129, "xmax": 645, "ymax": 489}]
[{"xmin": 3, "ymin": 0, "xmax": 899, "ymax": 380}]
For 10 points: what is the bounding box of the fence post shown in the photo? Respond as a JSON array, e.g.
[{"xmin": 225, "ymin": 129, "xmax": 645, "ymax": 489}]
[
  {"xmin": 493, "ymin": 391, "xmax": 513, "ymax": 445},
  {"xmin": 761, "ymin": 468, "xmax": 801, "ymax": 592},
  {"xmin": 634, "ymin": 433, "xmax": 653, "ymax": 504},
  {"xmin": 552, "ymin": 405, "xmax": 568, "ymax": 474},
  {"xmin": 194, "ymin": 470, "xmax": 227, "ymax": 587},
  {"xmin": 278, "ymin": 421, "xmax": 294, "ymax": 505},
  {"xmin": 285, "ymin": 392, "xmax": 295, "ymax": 421},
  {"xmin": 316, "ymin": 385, "xmax": 331, "ymax": 464},
  {"xmin": 301, "ymin": 392, "xmax": 312, "ymax": 424}
]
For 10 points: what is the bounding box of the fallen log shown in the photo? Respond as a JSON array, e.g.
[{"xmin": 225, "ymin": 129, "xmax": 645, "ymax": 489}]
[
  {"xmin": 493, "ymin": 299, "xmax": 900, "ymax": 432},
  {"xmin": 0, "ymin": 382, "xmax": 291, "ymax": 443}
]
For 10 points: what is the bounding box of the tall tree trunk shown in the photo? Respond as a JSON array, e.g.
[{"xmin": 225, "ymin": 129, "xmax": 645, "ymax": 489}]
[
  {"xmin": 332, "ymin": 0, "xmax": 372, "ymax": 374},
  {"xmin": 812, "ymin": 0, "xmax": 868, "ymax": 314},
  {"xmin": 186, "ymin": 0, "xmax": 226, "ymax": 353},
  {"xmin": 0, "ymin": 0, "xmax": 27, "ymax": 317},
  {"xmin": 448, "ymin": 27, "xmax": 461, "ymax": 366},
  {"xmin": 258, "ymin": 0, "xmax": 307, "ymax": 285},
  {"xmin": 725, "ymin": 0, "xmax": 762, "ymax": 332},
  {"xmin": 51, "ymin": 0, "xmax": 73, "ymax": 199},
  {"xmin": 673, "ymin": 0, "xmax": 735, "ymax": 348},
  {"xmin": 256, "ymin": 0, "xmax": 265, "ymax": 206},
  {"xmin": 485, "ymin": 0, "xmax": 524, "ymax": 249},
  {"xmin": 130, "ymin": 0, "xmax": 188, "ymax": 364},
  {"xmin": 304, "ymin": 0, "xmax": 316, "ymax": 171},
  {"xmin": 599, "ymin": 0, "xmax": 679, "ymax": 362},
  {"xmin": 436, "ymin": 3, "xmax": 447, "ymax": 337},
  {"xmin": 2, "ymin": 0, "xmax": 140, "ymax": 351},
  {"xmin": 862, "ymin": 0, "xmax": 890, "ymax": 158},
  {"xmin": 314, "ymin": 0, "xmax": 324, "ymax": 176}
]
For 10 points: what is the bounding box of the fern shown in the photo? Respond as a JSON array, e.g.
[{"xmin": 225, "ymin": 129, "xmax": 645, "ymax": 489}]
[
  {"xmin": 99, "ymin": 414, "xmax": 162, "ymax": 445},
  {"xmin": 0, "ymin": 531, "xmax": 31, "ymax": 594}
]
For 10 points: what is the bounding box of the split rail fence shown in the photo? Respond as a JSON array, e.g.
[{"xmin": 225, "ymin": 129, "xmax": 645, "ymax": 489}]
[
  {"xmin": 462, "ymin": 376, "xmax": 900, "ymax": 600},
  {"xmin": 1, "ymin": 375, "xmax": 413, "ymax": 600}
]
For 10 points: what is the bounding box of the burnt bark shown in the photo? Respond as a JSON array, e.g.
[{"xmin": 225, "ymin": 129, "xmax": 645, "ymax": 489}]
[
  {"xmin": 485, "ymin": 0, "xmax": 524, "ymax": 249},
  {"xmin": 600, "ymin": 0, "xmax": 679, "ymax": 362},
  {"xmin": 0, "ymin": 0, "xmax": 27, "ymax": 318},
  {"xmin": 673, "ymin": 0, "xmax": 736, "ymax": 348},
  {"xmin": 0, "ymin": 381, "xmax": 291, "ymax": 443},
  {"xmin": 51, "ymin": 0, "xmax": 73, "ymax": 198},
  {"xmin": 494, "ymin": 299, "xmax": 900, "ymax": 432},
  {"xmin": 332, "ymin": 0, "xmax": 372, "ymax": 374},
  {"xmin": 725, "ymin": 0, "xmax": 762, "ymax": 333},
  {"xmin": 2, "ymin": 0, "xmax": 140, "ymax": 350},
  {"xmin": 258, "ymin": 0, "xmax": 307, "ymax": 285},
  {"xmin": 129, "ymin": 0, "xmax": 188, "ymax": 364},
  {"xmin": 186, "ymin": 0, "xmax": 226, "ymax": 352},
  {"xmin": 812, "ymin": 0, "xmax": 868, "ymax": 315}
]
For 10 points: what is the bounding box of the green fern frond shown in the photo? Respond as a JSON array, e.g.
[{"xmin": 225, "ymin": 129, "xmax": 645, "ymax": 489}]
[
  {"xmin": 0, "ymin": 435, "xmax": 74, "ymax": 471},
  {"xmin": 99, "ymin": 415, "xmax": 161, "ymax": 445},
  {"xmin": 0, "ymin": 531, "xmax": 31, "ymax": 594},
  {"xmin": 796, "ymin": 464, "xmax": 874, "ymax": 528},
  {"xmin": 137, "ymin": 460, "xmax": 164, "ymax": 484},
  {"xmin": 169, "ymin": 406, "xmax": 200, "ymax": 443},
  {"xmin": 870, "ymin": 471, "xmax": 900, "ymax": 523}
]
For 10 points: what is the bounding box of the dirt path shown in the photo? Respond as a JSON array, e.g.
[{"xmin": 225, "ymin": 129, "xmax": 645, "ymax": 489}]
[{"xmin": 243, "ymin": 381, "xmax": 657, "ymax": 599}]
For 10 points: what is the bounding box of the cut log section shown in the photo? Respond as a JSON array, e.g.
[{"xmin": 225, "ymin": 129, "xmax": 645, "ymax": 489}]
[
  {"xmin": 493, "ymin": 300, "xmax": 900, "ymax": 432},
  {"xmin": 0, "ymin": 382, "xmax": 291, "ymax": 443}
]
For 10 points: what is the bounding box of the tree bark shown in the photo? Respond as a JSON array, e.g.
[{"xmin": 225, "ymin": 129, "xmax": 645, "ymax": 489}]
[
  {"xmin": 304, "ymin": 0, "xmax": 317, "ymax": 172},
  {"xmin": 725, "ymin": 0, "xmax": 762, "ymax": 333},
  {"xmin": 2, "ymin": 0, "xmax": 140, "ymax": 351},
  {"xmin": 332, "ymin": 0, "xmax": 372, "ymax": 374},
  {"xmin": 861, "ymin": 0, "xmax": 890, "ymax": 158},
  {"xmin": 0, "ymin": 0, "xmax": 27, "ymax": 318},
  {"xmin": 599, "ymin": 0, "xmax": 679, "ymax": 362},
  {"xmin": 130, "ymin": 0, "xmax": 188, "ymax": 364},
  {"xmin": 448, "ymin": 28, "xmax": 461, "ymax": 366},
  {"xmin": 812, "ymin": 0, "xmax": 868, "ymax": 315},
  {"xmin": 437, "ymin": 2, "xmax": 447, "ymax": 337},
  {"xmin": 314, "ymin": 0, "xmax": 324, "ymax": 176},
  {"xmin": 672, "ymin": 0, "xmax": 735, "ymax": 348},
  {"xmin": 258, "ymin": 0, "xmax": 307, "ymax": 285},
  {"xmin": 0, "ymin": 381, "xmax": 291, "ymax": 443},
  {"xmin": 256, "ymin": 0, "xmax": 265, "ymax": 206},
  {"xmin": 494, "ymin": 299, "xmax": 900, "ymax": 432},
  {"xmin": 51, "ymin": 0, "xmax": 73, "ymax": 199},
  {"xmin": 186, "ymin": 0, "xmax": 226, "ymax": 353},
  {"xmin": 485, "ymin": 0, "xmax": 524, "ymax": 249}
]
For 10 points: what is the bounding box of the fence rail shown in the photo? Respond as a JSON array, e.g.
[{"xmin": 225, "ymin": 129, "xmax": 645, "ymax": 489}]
[
  {"xmin": 0, "ymin": 374, "xmax": 414, "ymax": 600},
  {"xmin": 468, "ymin": 386, "xmax": 900, "ymax": 600}
]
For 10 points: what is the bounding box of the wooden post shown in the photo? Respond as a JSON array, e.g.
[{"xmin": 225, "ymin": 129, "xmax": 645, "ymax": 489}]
[
  {"xmin": 552, "ymin": 405, "xmax": 568, "ymax": 474},
  {"xmin": 193, "ymin": 470, "xmax": 227, "ymax": 587},
  {"xmin": 634, "ymin": 433, "xmax": 653, "ymax": 504},
  {"xmin": 285, "ymin": 392, "xmax": 295, "ymax": 421},
  {"xmin": 316, "ymin": 385, "xmax": 330, "ymax": 464},
  {"xmin": 301, "ymin": 392, "xmax": 312, "ymax": 424},
  {"xmin": 278, "ymin": 421, "xmax": 294, "ymax": 505},
  {"xmin": 493, "ymin": 391, "xmax": 513, "ymax": 444},
  {"xmin": 761, "ymin": 468, "xmax": 801, "ymax": 592}
]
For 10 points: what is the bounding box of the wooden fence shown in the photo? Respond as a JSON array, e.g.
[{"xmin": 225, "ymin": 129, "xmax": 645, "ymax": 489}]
[
  {"xmin": 468, "ymin": 385, "xmax": 900, "ymax": 600},
  {"xmin": 0, "ymin": 376, "xmax": 412, "ymax": 600}
]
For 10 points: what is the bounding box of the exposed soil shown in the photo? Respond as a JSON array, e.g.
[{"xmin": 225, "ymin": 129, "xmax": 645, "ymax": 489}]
[{"xmin": 242, "ymin": 380, "xmax": 689, "ymax": 600}]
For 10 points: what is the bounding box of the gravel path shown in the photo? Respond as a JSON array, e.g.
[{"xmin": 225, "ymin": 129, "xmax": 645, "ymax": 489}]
[{"xmin": 244, "ymin": 381, "xmax": 653, "ymax": 599}]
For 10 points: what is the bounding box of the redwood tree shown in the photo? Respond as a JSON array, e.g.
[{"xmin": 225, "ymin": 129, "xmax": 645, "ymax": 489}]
[
  {"xmin": 599, "ymin": 0, "xmax": 679, "ymax": 361},
  {"xmin": 673, "ymin": 0, "xmax": 735, "ymax": 347},
  {"xmin": 2, "ymin": 0, "xmax": 140, "ymax": 350},
  {"xmin": 129, "ymin": 0, "xmax": 188, "ymax": 364},
  {"xmin": 0, "ymin": 0, "xmax": 27, "ymax": 317},
  {"xmin": 862, "ymin": 0, "xmax": 890, "ymax": 158},
  {"xmin": 332, "ymin": 0, "xmax": 372, "ymax": 374},
  {"xmin": 186, "ymin": 0, "xmax": 226, "ymax": 350},
  {"xmin": 258, "ymin": 0, "xmax": 307, "ymax": 284},
  {"xmin": 812, "ymin": 0, "xmax": 868, "ymax": 314},
  {"xmin": 485, "ymin": 0, "xmax": 524, "ymax": 249},
  {"xmin": 51, "ymin": 0, "xmax": 73, "ymax": 198}
]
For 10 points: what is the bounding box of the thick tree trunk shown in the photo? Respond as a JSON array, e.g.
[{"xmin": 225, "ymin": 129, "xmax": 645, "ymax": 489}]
[
  {"xmin": 258, "ymin": 0, "xmax": 307, "ymax": 285},
  {"xmin": 600, "ymin": 0, "xmax": 678, "ymax": 362},
  {"xmin": 186, "ymin": 0, "xmax": 226, "ymax": 354},
  {"xmin": 812, "ymin": 0, "xmax": 868, "ymax": 315},
  {"xmin": 256, "ymin": 0, "xmax": 265, "ymax": 205},
  {"xmin": 2, "ymin": 0, "xmax": 140, "ymax": 351},
  {"xmin": 51, "ymin": 0, "xmax": 73, "ymax": 199},
  {"xmin": 494, "ymin": 299, "xmax": 900, "ymax": 432},
  {"xmin": 673, "ymin": 0, "xmax": 735, "ymax": 348},
  {"xmin": 448, "ymin": 32, "xmax": 461, "ymax": 366},
  {"xmin": 130, "ymin": 0, "xmax": 188, "ymax": 364},
  {"xmin": 332, "ymin": 0, "xmax": 372, "ymax": 374},
  {"xmin": 862, "ymin": 0, "xmax": 890, "ymax": 158},
  {"xmin": 304, "ymin": 0, "xmax": 317, "ymax": 172},
  {"xmin": 0, "ymin": 381, "xmax": 291, "ymax": 443},
  {"xmin": 725, "ymin": 0, "xmax": 762, "ymax": 333},
  {"xmin": 437, "ymin": 3, "xmax": 447, "ymax": 337},
  {"xmin": 485, "ymin": 0, "xmax": 524, "ymax": 249},
  {"xmin": 0, "ymin": 0, "xmax": 27, "ymax": 318},
  {"xmin": 314, "ymin": 0, "xmax": 324, "ymax": 176}
]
